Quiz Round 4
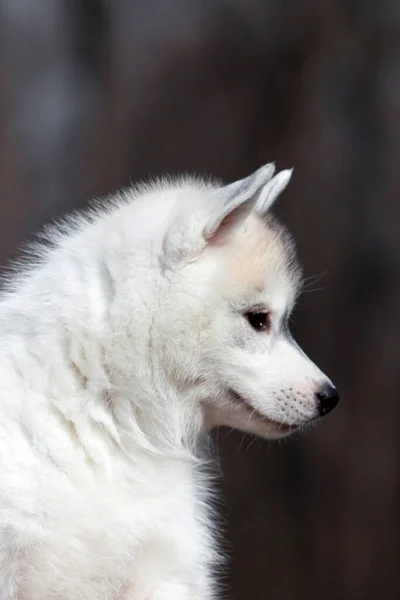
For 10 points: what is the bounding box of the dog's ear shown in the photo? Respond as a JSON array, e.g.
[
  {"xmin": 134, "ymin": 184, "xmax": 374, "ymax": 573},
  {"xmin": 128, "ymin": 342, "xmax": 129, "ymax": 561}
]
[
  {"xmin": 161, "ymin": 164, "xmax": 292, "ymax": 268},
  {"xmin": 253, "ymin": 168, "xmax": 293, "ymax": 216},
  {"xmin": 204, "ymin": 163, "xmax": 275, "ymax": 242}
]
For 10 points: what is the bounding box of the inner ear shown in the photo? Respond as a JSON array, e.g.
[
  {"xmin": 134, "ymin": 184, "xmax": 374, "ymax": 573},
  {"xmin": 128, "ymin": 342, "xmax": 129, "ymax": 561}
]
[
  {"xmin": 205, "ymin": 198, "xmax": 254, "ymax": 244},
  {"xmin": 204, "ymin": 163, "xmax": 276, "ymax": 243}
]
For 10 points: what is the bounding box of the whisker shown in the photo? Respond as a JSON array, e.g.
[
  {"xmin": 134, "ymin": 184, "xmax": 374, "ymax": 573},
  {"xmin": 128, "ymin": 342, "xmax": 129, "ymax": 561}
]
[
  {"xmin": 300, "ymin": 285, "xmax": 326, "ymax": 294},
  {"xmin": 221, "ymin": 427, "xmax": 235, "ymax": 443},
  {"xmin": 300, "ymin": 271, "xmax": 327, "ymax": 290},
  {"xmin": 236, "ymin": 432, "xmax": 246, "ymax": 454}
]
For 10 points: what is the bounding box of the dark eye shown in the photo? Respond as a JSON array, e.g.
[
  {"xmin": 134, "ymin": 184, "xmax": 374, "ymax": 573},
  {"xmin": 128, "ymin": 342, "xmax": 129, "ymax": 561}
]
[{"xmin": 246, "ymin": 312, "xmax": 270, "ymax": 332}]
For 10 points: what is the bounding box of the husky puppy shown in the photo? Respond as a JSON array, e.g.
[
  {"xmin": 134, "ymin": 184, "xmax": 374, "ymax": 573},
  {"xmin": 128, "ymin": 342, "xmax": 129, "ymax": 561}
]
[{"xmin": 0, "ymin": 164, "xmax": 338, "ymax": 599}]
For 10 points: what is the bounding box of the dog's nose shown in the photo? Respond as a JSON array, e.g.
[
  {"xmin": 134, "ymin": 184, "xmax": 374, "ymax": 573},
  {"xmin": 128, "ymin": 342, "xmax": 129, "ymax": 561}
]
[{"xmin": 316, "ymin": 384, "xmax": 339, "ymax": 417}]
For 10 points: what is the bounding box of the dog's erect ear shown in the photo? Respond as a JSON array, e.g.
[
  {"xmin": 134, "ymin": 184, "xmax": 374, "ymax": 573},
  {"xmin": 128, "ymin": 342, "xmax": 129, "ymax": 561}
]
[
  {"xmin": 160, "ymin": 163, "xmax": 293, "ymax": 268},
  {"xmin": 204, "ymin": 163, "xmax": 275, "ymax": 241},
  {"xmin": 253, "ymin": 168, "xmax": 293, "ymax": 216}
]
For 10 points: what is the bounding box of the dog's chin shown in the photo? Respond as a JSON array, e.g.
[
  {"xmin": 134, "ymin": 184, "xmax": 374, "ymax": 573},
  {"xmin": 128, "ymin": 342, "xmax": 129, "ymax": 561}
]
[{"xmin": 202, "ymin": 390, "xmax": 301, "ymax": 440}]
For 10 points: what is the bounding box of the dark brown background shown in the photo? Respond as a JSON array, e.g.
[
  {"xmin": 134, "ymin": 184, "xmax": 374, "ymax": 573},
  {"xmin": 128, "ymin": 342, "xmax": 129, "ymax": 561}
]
[{"xmin": 0, "ymin": 1, "xmax": 399, "ymax": 599}]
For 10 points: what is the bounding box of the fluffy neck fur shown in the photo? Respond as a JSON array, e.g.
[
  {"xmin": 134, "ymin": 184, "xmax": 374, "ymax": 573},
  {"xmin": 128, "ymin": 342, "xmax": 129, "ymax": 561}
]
[{"xmin": 0, "ymin": 187, "xmax": 210, "ymax": 474}]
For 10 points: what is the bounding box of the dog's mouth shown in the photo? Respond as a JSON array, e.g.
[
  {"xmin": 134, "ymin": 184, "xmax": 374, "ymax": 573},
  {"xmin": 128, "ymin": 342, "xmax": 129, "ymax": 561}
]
[
  {"xmin": 227, "ymin": 389, "xmax": 298, "ymax": 436},
  {"xmin": 203, "ymin": 389, "xmax": 299, "ymax": 438}
]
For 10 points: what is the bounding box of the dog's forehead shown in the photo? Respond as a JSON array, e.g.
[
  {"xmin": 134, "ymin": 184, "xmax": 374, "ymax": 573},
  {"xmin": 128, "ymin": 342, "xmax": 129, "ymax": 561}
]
[{"xmin": 224, "ymin": 214, "xmax": 301, "ymax": 309}]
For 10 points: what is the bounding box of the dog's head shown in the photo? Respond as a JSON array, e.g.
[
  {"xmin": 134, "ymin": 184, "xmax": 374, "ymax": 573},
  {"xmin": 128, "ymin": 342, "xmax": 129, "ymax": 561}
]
[{"xmin": 150, "ymin": 164, "xmax": 338, "ymax": 439}]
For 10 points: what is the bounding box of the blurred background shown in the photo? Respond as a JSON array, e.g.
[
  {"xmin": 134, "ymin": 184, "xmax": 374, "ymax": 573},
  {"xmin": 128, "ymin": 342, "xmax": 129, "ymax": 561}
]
[{"xmin": 0, "ymin": 1, "xmax": 399, "ymax": 598}]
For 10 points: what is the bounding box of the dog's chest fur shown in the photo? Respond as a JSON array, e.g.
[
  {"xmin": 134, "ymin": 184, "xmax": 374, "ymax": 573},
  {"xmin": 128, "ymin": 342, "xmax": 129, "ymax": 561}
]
[{"xmin": 0, "ymin": 424, "xmax": 212, "ymax": 599}]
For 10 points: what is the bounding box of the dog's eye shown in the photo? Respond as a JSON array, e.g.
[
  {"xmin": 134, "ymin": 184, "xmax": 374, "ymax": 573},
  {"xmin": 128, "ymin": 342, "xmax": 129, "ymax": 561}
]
[{"xmin": 246, "ymin": 312, "xmax": 270, "ymax": 332}]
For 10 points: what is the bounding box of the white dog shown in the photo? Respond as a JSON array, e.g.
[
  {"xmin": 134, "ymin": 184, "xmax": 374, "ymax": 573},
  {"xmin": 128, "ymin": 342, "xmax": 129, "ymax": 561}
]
[{"xmin": 0, "ymin": 164, "xmax": 338, "ymax": 599}]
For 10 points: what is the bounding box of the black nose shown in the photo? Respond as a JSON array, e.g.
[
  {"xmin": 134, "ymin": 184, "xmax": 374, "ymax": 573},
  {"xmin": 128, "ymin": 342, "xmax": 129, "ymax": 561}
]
[{"xmin": 316, "ymin": 384, "xmax": 339, "ymax": 417}]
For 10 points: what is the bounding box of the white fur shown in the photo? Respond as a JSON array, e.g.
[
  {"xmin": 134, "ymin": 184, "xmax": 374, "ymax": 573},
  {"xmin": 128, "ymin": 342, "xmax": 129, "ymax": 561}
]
[{"xmin": 0, "ymin": 165, "xmax": 334, "ymax": 599}]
